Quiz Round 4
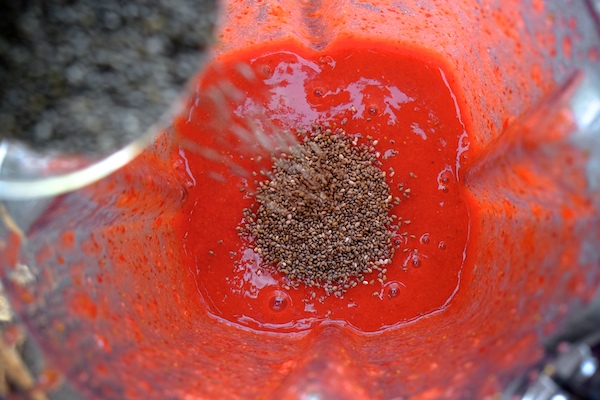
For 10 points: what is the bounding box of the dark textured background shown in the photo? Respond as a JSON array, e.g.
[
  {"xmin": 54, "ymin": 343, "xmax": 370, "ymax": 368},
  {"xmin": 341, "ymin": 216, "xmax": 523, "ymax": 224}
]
[{"xmin": 0, "ymin": 0, "xmax": 217, "ymax": 155}]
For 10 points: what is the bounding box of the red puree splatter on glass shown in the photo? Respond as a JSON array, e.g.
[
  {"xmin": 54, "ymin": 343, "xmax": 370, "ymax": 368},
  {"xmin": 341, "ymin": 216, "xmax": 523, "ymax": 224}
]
[{"xmin": 173, "ymin": 39, "xmax": 473, "ymax": 332}]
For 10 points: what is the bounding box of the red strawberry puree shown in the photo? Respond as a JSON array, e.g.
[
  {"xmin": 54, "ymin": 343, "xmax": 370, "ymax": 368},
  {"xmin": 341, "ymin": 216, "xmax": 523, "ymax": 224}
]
[{"xmin": 174, "ymin": 39, "xmax": 473, "ymax": 333}]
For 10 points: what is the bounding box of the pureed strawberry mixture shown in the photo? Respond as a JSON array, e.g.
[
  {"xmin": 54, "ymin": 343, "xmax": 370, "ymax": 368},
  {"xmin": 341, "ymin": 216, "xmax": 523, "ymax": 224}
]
[{"xmin": 173, "ymin": 38, "xmax": 473, "ymax": 332}]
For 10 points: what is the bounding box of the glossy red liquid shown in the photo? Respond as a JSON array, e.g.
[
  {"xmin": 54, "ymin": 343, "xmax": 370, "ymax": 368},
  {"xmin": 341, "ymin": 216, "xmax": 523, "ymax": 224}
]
[{"xmin": 174, "ymin": 39, "xmax": 473, "ymax": 332}]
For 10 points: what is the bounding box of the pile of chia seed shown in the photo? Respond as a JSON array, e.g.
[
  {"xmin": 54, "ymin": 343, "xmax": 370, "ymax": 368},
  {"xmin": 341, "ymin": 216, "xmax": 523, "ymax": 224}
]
[
  {"xmin": 0, "ymin": 0, "xmax": 216, "ymax": 155},
  {"xmin": 241, "ymin": 126, "xmax": 399, "ymax": 296}
]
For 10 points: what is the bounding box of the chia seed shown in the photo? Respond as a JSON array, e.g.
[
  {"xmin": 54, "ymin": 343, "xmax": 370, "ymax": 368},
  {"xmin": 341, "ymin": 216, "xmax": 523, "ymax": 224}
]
[{"xmin": 240, "ymin": 125, "xmax": 399, "ymax": 295}]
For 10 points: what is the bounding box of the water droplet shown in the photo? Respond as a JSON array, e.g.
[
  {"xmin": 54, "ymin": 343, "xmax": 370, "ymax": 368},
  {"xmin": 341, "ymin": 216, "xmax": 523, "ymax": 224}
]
[
  {"xmin": 420, "ymin": 233, "xmax": 430, "ymax": 244},
  {"xmin": 438, "ymin": 241, "xmax": 446, "ymax": 250},
  {"xmin": 368, "ymin": 105, "xmax": 378, "ymax": 115},
  {"xmin": 386, "ymin": 282, "xmax": 403, "ymax": 299},
  {"xmin": 319, "ymin": 55, "xmax": 336, "ymax": 69},
  {"xmin": 262, "ymin": 65, "xmax": 272, "ymax": 77},
  {"xmin": 437, "ymin": 168, "xmax": 454, "ymax": 190},
  {"xmin": 269, "ymin": 290, "xmax": 290, "ymax": 312},
  {"xmin": 313, "ymin": 88, "xmax": 324, "ymax": 97},
  {"xmin": 412, "ymin": 255, "xmax": 421, "ymax": 267}
]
